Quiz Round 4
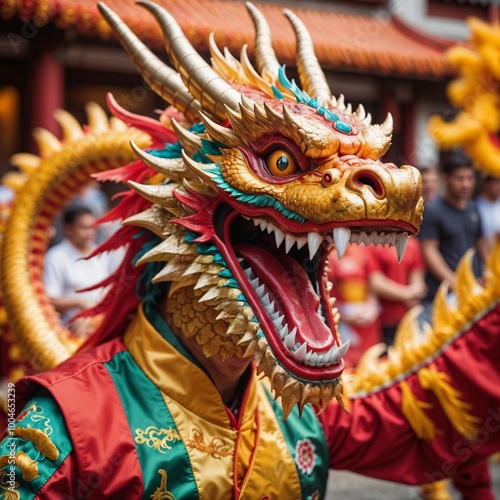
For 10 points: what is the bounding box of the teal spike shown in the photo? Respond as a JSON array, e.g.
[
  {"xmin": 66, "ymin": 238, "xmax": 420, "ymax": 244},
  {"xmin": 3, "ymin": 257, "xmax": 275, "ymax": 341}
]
[
  {"xmin": 213, "ymin": 254, "xmax": 227, "ymax": 266},
  {"xmin": 185, "ymin": 232, "xmax": 197, "ymax": 243},
  {"xmin": 151, "ymin": 140, "xmax": 183, "ymax": 159},
  {"xmin": 200, "ymin": 138, "xmax": 223, "ymax": 158},
  {"xmin": 224, "ymin": 278, "xmax": 241, "ymax": 289},
  {"xmin": 218, "ymin": 269, "xmax": 233, "ymax": 278},
  {"xmin": 236, "ymin": 293, "xmax": 247, "ymax": 302},
  {"xmin": 272, "ymin": 86, "xmax": 284, "ymax": 99}
]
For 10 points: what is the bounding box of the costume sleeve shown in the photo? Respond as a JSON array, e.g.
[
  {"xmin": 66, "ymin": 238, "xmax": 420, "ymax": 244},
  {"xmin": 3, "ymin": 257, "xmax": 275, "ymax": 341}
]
[
  {"xmin": 318, "ymin": 298, "xmax": 500, "ymax": 485},
  {"xmin": 0, "ymin": 389, "xmax": 76, "ymax": 498}
]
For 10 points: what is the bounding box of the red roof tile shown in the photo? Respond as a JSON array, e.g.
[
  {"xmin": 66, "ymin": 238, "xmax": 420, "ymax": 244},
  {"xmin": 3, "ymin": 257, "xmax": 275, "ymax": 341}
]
[{"xmin": 0, "ymin": 0, "xmax": 453, "ymax": 77}]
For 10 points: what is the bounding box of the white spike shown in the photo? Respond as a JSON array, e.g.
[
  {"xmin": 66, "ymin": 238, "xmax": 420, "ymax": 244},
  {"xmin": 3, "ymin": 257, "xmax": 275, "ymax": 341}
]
[
  {"xmin": 284, "ymin": 327, "xmax": 297, "ymax": 349},
  {"xmin": 355, "ymin": 104, "xmax": 366, "ymax": 120},
  {"xmin": 380, "ymin": 112, "xmax": 393, "ymax": 136},
  {"xmin": 337, "ymin": 94, "xmax": 345, "ymax": 110},
  {"xmin": 292, "ymin": 342, "xmax": 308, "ymax": 363},
  {"xmin": 395, "ymin": 232, "xmax": 409, "ymax": 263},
  {"xmin": 363, "ymin": 113, "xmax": 372, "ymax": 125},
  {"xmin": 284, "ymin": 234, "xmax": 296, "ymax": 254},
  {"xmin": 333, "ymin": 227, "xmax": 351, "ymax": 260},
  {"xmin": 273, "ymin": 227, "xmax": 285, "ymax": 248},
  {"xmin": 307, "ymin": 232, "xmax": 323, "ymax": 260}
]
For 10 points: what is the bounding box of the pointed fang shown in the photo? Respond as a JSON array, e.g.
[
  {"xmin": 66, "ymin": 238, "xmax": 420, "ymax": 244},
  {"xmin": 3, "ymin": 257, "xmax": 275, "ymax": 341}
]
[
  {"xmin": 333, "ymin": 227, "xmax": 351, "ymax": 260},
  {"xmin": 395, "ymin": 232, "xmax": 409, "ymax": 263}
]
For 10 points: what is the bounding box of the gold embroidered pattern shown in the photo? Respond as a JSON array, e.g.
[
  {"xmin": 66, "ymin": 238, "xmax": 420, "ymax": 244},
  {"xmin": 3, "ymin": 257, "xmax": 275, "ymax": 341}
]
[
  {"xmin": 0, "ymin": 451, "xmax": 38, "ymax": 482},
  {"xmin": 185, "ymin": 426, "xmax": 232, "ymax": 459},
  {"xmin": 150, "ymin": 469, "xmax": 176, "ymax": 500},
  {"xmin": 18, "ymin": 402, "xmax": 54, "ymax": 438},
  {"xmin": 13, "ymin": 428, "xmax": 59, "ymax": 461},
  {"xmin": 0, "ymin": 469, "xmax": 20, "ymax": 500},
  {"xmin": 134, "ymin": 426, "xmax": 181, "ymax": 454}
]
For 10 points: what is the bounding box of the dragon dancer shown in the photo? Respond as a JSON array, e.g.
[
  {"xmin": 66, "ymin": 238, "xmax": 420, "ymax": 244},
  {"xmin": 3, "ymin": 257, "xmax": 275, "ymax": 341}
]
[{"xmin": 1, "ymin": 2, "xmax": 500, "ymax": 499}]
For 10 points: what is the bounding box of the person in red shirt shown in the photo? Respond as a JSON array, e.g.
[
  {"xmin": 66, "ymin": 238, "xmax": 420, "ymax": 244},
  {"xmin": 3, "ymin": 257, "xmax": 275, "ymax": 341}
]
[
  {"xmin": 327, "ymin": 245, "xmax": 382, "ymax": 367},
  {"xmin": 366, "ymin": 237, "xmax": 427, "ymax": 346}
]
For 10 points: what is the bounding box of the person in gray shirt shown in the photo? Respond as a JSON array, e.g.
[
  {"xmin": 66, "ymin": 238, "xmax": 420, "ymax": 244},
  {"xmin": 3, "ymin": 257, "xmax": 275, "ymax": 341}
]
[{"xmin": 418, "ymin": 150, "xmax": 487, "ymax": 302}]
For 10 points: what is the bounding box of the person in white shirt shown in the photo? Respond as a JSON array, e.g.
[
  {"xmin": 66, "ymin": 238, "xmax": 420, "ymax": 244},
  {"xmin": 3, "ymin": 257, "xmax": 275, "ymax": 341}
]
[
  {"xmin": 475, "ymin": 174, "xmax": 500, "ymax": 252},
  {"xmin": 44, "ymin": 203, "xmax": 120, "ymax": 336}
]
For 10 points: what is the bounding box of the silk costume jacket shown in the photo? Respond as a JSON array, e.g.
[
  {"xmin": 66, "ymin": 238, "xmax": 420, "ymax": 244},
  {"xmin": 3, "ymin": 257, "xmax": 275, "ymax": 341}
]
[{"xmin": 2, "ymin": 302, "xmax": 500, "ymax": 499}]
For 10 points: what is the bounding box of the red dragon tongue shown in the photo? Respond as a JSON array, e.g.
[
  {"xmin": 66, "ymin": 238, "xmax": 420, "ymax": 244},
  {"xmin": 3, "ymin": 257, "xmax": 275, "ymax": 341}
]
[{"xmin": 236, "ymin": 245, "xmax": 332, "ymax": 348}]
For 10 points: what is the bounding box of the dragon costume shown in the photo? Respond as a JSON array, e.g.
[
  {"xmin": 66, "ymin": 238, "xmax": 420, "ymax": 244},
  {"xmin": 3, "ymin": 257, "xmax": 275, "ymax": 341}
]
[{"xmin": 1, "ymin": 3, "xmax": 500, "ymax": 499}]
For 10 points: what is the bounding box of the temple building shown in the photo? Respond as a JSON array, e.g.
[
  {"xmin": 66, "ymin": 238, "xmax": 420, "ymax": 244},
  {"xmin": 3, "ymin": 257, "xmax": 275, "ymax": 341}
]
[{"xmin": 0, "ymin": 0, "xmax": 496, "ymax": 173}]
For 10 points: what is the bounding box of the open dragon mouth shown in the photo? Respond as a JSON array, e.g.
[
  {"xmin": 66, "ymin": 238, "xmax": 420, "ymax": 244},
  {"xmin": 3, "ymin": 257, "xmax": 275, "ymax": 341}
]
[{"xmin": 214, "ymin": 204, "xmax": 411, "ymax": 384}]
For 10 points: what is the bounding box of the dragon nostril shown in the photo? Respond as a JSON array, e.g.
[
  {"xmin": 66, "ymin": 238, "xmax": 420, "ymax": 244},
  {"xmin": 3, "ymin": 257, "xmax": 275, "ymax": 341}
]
[{"xmin": 352, "ymin": 171, "xmax": 384, "ymax": 197}]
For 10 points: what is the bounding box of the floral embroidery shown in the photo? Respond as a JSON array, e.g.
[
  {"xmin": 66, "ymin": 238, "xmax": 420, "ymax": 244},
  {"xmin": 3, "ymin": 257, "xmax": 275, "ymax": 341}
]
[
  {"xmin": 150, "ymin": 469, "xmax": 176, "ymax": 500},
  {"xmin": 134, "ymin": 426, "xmax": 181, "ymax": 454},
  {"xmin": 306, "ymin": 490, "xmax": 320, "ymax": 500},
  {"xmin": 294, "ymin": 439, "xmax": 317, "ymax": 475},
  {"xmin": 184, "ymin": 426, "xmax": 232, "ymax": 459}
]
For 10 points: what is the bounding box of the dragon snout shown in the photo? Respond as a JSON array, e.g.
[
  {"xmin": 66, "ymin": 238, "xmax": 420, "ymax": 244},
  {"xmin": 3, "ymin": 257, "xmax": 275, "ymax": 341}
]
[{"xmin": 347, "ymin": 169, "xmax": 385, "ymax": 199}]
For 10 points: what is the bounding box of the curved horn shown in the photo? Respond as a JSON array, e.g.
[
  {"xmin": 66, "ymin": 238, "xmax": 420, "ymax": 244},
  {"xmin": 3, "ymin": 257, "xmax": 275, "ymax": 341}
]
[
  {"xmin": 138, "ymin": 1, "xmax": 243, "ymax": 121},
  {"xmin": 283, "ymin": 9, "xmax": 332, "ymax": 107},
  {"xmin": 97, "ymin": 3, "xmax": 201, "ymax": 123},
  {"xmin": 245, "ymin": 2, "xmax": 280, "ymax": 81}
]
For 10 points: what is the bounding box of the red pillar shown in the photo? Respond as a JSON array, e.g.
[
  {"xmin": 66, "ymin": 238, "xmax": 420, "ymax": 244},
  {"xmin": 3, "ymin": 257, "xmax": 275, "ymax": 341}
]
[{"xmin": 29, "ymin": 47, "xmax": 64, "ymax": 151}]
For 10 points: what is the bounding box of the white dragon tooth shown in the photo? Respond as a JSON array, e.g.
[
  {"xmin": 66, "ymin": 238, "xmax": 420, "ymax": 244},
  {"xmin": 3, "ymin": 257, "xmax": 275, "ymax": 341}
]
[
  {"xmin": 244, "ymin": 268, "xmax": 254, "ymax": 278},
  {"xmin": 255, "ymin": 284, "xmax": 266, "ymax": 297},
  {"xmin": 270, "ymin": 311, "xmax": 281, "ymax": 322},
  {"xmin": 326, "ymin": 345, "xmax": 340, "ymax": 363},
  {"xmin": 333, "ymin": 227, "xmax": 351, "ymax": 260},
  {"xmin": 345, "ymin": 103, "xmax": 352, "ymax": 114},
  {"xmin": 250, "ymin": 278, "xmax": 260, "ymax": 288},
  {"xmin": 273, "ymin": 227, "xmax": 285, "ymax": 248},
  {"xmin": 284, "ymin": 234, "xmax": 296, "ymax": 254},
  {"xmin": 296, "ymin": 236, "xmax": 308, "ymax": 250},
  {"xmin": 337, "ymin": 339, "xmax": 350, "ymax": 358},
  {"xmin": 284, "ymin": 327, "xmax": 297, "ymax": 349},
  {"xmin": 363, "ymin": 112, "xmax": 372, "ymax": 125},
  {"xmin": 307, "ymin": 232, "xmax": 323, "ymax": 260},
  {"xmin": 305, "ymin": 350, "xmax": 313, "ymax": 362},
  {"xmin": 265, "ymin": 302, "xmax": 275, "ymax": 314},
  {"xmin": 395, "ymin": 232, "xmax": 409, "ymax": 263},
  {"xmin": 279, "ymin": 325, "xmax": 289, "ymax": 340},
  {"xmin": 292, "ymin": 342, "xmax": 308, "ymax": 363},
  {"xmin": 252, "ymin": 219, "xmax": 260, "ymax": 227},
  {"xmin": 261, "ymin": 293, "xmax": 271, "ymax": 306},
  {"xmin": 266, "ymin": 223, "xmax": 274, "ymax": 234}
]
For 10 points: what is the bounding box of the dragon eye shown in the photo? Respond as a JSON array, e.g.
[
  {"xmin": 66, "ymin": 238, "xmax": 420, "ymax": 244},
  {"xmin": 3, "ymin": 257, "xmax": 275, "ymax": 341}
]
[{"xmin": 267, "ymin": 149, "xmax": 298, "ymax": 176}]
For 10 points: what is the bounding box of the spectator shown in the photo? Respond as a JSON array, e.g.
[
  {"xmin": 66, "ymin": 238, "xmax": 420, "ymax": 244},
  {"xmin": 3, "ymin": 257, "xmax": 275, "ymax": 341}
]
[
  {"xmin": 475, "ymin": 174, "xmax": 500, "ymax": 253},
  {"xmin": 366, "ymin": 237, "xmax": 427, "ymax": 346},
  {"xmin": 418, "ymin": 150, "xmax": 487, "ymax": 303},
  {"xmin": 418, "ymin": 165, "xmax": 440, "ymax": 202},
  {"xmin": 327, "ymin": 245, "xmax": 381, "ymax": 367},
  {"xmin": 43, "ymin": 203, "xmax": 120, "ymax": 336}
]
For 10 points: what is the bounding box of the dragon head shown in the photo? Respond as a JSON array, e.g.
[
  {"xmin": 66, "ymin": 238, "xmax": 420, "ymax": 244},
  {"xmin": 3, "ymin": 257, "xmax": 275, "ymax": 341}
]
[{"xmin": 99, "ymin": 1, "xmax": 423, "ymax": 417}]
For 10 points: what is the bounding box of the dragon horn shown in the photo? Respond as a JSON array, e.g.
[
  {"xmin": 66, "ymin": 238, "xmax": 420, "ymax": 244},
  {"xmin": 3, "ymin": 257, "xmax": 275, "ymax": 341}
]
[
  {"xmin": 245, "ymin": 2, "xmax": 280, "ymax": 81},
  {"xmin": 97, "ymin": 3, "xmax": 201, "ymax": 123},
  {"xmin": 138, "ymin": 1, "xmax": 243, "ymax": 121},
  {"xmin": 283, "ymin": 9, "xmax": 332, "ymax": 107}
]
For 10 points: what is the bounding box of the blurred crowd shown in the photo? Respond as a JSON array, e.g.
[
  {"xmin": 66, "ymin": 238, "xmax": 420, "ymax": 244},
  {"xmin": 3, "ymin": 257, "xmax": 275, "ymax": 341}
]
[{"xmin": 328, "ymin": 149, "xmax": 500, "ymax": 367}]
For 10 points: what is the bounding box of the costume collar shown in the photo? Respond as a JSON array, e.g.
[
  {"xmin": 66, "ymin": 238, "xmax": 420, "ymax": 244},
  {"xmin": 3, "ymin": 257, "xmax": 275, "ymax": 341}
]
[{"xmin": 124, "ymin": 304, "xmax": 259, "ymax": 427}]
